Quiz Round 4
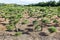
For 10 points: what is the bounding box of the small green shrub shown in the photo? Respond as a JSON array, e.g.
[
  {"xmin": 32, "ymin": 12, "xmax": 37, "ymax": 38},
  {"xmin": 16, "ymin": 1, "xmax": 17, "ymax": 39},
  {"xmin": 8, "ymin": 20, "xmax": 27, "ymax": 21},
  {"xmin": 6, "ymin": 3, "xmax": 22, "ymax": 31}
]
[
  {"xmin": 29, "ymin": 13, "xmax": 33, "ymax": 17},
  {"xmin": 40, "ymin": 8, "xmax": 45, "ymax": 12},
  {"xmin": 42, "ymin": 13, "xmax": 47, "ymax": 17},
  {"xmin": 6, "ymin": 25, "xmax": 14, "ymax": 31},
  {"xmin": 57, "ymin": 7, "xmax": 60, "ymax": 17},
  {"xmin": 28, "ymin": 9, "xmax": 33, "ymax": 17},
  {"xmin": 33, "ymin": 20, "xmax": 39, "ymax": 25},
  {"xmin": 48, "ymin": 26, "xmax": 57, "ymax": 33},
  {"xmin": 41, "ymin": 18, "xmax": 50, "ymax": 24},
  {"xmin": 46, "ymin": 14, "xmax": 52, "ymax": 18},
  {"xmin": 15, "ymin": 32, "xmax": 22, "ymax": 36},
  {"xmin": 53, "ymin": 19, "xmax": 58, "ymax": 23},
  {"xmin": 35, "ymin": 25, "xmax": 41, "ymax": 31},
  {"xmin": 57, "ymin": 14, "xmax": 60, "ymax": 18},
  {"xmin": 22, "ymin": 20, "xmax": 29, "ymax": 24}
]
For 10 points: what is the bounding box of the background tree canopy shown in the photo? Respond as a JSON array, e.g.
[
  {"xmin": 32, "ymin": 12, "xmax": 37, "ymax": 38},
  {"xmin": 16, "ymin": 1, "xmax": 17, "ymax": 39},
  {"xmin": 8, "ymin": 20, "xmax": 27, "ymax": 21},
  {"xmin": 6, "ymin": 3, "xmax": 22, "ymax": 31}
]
[{"xmin": 26, "ymin": 0, "xmax": 60, "ymax": 6}]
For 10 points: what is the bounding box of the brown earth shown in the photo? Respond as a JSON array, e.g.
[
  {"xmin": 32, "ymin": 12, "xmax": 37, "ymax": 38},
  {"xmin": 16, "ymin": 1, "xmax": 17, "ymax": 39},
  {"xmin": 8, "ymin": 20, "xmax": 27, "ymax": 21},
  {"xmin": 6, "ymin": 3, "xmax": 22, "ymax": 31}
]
[{"xmin": 0, "ymin": 12, "xmax": 60, "ymax": 40}]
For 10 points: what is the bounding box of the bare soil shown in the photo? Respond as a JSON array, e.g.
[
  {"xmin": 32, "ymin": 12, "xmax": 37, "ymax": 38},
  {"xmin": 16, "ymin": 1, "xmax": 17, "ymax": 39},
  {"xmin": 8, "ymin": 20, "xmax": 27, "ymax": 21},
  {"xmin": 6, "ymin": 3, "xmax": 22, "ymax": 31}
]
[{"xmin": 0, "ymin": 12, "xmax": 60, "ymax": 40}]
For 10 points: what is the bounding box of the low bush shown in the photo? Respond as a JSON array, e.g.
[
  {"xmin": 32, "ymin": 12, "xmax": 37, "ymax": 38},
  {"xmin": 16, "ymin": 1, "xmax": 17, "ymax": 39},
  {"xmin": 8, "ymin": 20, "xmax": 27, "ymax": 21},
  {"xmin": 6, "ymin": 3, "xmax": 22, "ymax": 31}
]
[
  {"xmin": 35, "ymin": 25, "xmax": 41, "ymax": 31},
  {"xmin": 22, "ymin": 20, "xmax": 29, "ymax": 24},
  {"xmin": 53, "ymin": 19, "xmax": 58, "ymax": 23},
  {"xmin": 48, "ymin": 26, "xmax": 57, "ymax": 33},
  {"xmin": 41, "ymin": 18, "xmax": 50, "ymax": 24},
  {"xmin": 6, "ymin": 25, "xmax": 14, "ymax": 31},
  {"xmin": 15, "ymin": 32, "xmax": 22, "ymax": 36},
  {"xmin": 33, "ymin": 20, "xmax": 39, "ymax": 25},
  {"xmin": 57, "ymin": 14, "xmax": 60, "ymax": 18}
]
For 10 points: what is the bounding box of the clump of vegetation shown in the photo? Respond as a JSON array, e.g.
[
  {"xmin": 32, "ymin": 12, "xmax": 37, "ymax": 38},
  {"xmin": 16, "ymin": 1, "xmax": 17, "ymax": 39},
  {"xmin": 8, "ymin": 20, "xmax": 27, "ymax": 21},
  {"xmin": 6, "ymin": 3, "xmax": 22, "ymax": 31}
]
[
  {"xmin": 48, "ymin": 26, "xmax": 57, "ymax": 33},
  {"xmin": 41, "ymin": 18, "xmax": 50, "ymax": 24},
  {"xmin": 42, "ymin": 13, "xmax": 47, "ymax": 17},
  {"xmin": 35, "ymin": 25, "xmax": 41, "ymax": 31},
  {"xmin": 6, "ymin": 25, "xmax": 14, "ymax": 31},
  {"xmin": 22, "ymin": 19, "xmax": 29, "ymax": 24},
  {"xmin": 33, "ymin": 20, "xmax": 39, "ymax": 25},
  {"xmin": 57, "ymin": 14, "xmax": 60, "ymax": 18},
  {"xmin": 57, "ymin": 7, "xmax": 60, "ymax": 18},
  {"xmin": 28, "ymin": 8, "xmax": 33, "ymax": 17},
  {"xmin": 53, "ymin": 19, "xmax": 58, "ymax": 23},
  {"xmin": 57, "ymin": 15, "xmax": 60, "ymax": 18},
  {"xmin": 15, "ymin": 32, "xmax": 22, "ymax": 36},
  {"xmin": 40, "ymin": 8, "xmax": 45, "ymax": 12}
]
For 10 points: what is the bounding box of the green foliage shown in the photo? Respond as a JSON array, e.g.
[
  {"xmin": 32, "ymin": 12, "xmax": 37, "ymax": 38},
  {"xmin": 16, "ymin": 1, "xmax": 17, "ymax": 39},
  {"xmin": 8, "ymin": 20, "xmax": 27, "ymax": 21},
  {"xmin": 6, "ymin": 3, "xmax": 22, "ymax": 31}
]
[
  {"xmin": 33, "ymin": 20, "xmax": 39, "ymax": 25},
  {"xmin": 22, "ymin": 20, "xmax": 29, "ymax": 24},
  {"xmin": 35, "ymin": 25, "xmax": 41, "ymax": 31},
  {"xmin": 27, "ymin": 1, "xmax": 60, "ymax": 6},
  {"xmin": 0, "ymin": 4, "xmax": 59, "ymax": 32},
  {"xmin": 53, "ymin": 19, "xmax": 58, "ymax": 23},
  {"xmin": 57, "ymin": 7, "xmax": 60, "ymax": 17},
  {"xmin": 41, "ymin": 18, "xmax": 50, "ymax": 24},
  {"xmin": 6, "ymin": 25, "xmax": 14, "ymax": 30},
  {"xmin": 48, "ymin": 26, "xmax": 57, "ymax": 33},
  {"xmin": 40, "ymin": 8, "xmax": 45, "ymax": 12},
  {"xmin": 57, "ymin": 14, "xmax": 60, "ymax": 18},
  {"xmin": 57, "ymin": 1, "xmax": 60, "ymax": 6},
  {"xmin": 28, "ymin": 8, "xmax": 34, "ymax": 17},
  {"xmin": 15, "ymin": 32, "xmax": 22, "ymax": 36}
]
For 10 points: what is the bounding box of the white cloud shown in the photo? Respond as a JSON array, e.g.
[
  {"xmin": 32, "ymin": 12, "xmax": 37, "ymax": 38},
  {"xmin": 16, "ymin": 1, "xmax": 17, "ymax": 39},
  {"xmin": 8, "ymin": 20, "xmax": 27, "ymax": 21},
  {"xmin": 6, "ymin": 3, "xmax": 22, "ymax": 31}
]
[{"xmin": 20, "ymin": 0, "xmax": 40, "ymax": 2}]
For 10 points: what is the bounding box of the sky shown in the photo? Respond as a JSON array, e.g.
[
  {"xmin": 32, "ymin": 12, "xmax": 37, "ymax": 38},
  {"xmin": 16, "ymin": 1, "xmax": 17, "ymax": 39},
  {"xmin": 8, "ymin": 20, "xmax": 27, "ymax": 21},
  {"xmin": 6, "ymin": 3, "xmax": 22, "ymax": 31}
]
[{"xmin": 0, "ymin": 0, "xmax": 59, "ymax": 5}]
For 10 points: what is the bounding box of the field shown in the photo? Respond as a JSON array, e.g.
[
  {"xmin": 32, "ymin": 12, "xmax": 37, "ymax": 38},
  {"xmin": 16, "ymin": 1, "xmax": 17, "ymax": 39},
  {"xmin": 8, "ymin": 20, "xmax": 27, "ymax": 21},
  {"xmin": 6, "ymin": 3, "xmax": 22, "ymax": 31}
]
[{"xmin": 0, "ymin": 5, "xmax": 60, "ymax": 39}]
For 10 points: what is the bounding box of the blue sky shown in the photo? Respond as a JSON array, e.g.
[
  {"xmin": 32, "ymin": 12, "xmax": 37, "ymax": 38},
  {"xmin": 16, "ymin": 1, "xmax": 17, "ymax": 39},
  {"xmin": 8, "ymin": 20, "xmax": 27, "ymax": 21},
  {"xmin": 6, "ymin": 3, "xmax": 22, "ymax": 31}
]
[{"xmin": 0, "ymin": 0, "xmax": 59, "ymax": 5}]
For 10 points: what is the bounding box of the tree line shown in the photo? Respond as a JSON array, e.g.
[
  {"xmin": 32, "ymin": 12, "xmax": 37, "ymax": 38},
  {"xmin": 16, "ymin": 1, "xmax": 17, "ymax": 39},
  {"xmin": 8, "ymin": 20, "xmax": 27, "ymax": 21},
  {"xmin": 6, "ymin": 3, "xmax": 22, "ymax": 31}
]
[
  {"xmin": 0, "ymin": 0, "xmax": 60, "ymax": 6},
  {"xmin": 26, "ymin": 1, "xmax": 60, "ymax": 6}
]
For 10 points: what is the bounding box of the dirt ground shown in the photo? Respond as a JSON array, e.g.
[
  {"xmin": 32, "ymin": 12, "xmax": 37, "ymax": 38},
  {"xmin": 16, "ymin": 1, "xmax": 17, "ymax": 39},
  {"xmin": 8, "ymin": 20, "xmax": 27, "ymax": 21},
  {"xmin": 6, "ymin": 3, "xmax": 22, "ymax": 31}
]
[{"xmin": 0, "ymin": 12, "xmax": 60, "ymax": 40}]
